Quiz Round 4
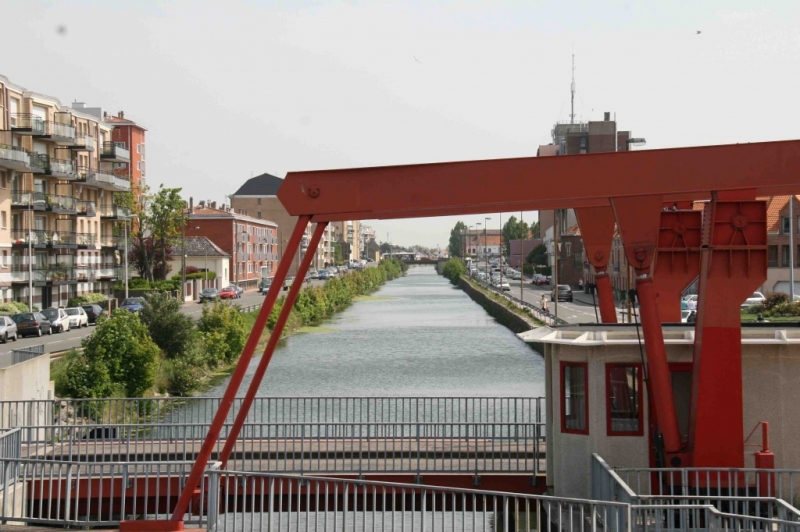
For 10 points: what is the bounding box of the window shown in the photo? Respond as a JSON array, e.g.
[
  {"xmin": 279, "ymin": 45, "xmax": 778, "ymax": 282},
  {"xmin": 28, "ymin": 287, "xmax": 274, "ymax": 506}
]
[
  {"xmin": 1, "ymin": 211, "xmax": 6, "ymax": 229},
  {"xmin": 0, "ymin": 171, "xmax": 6, "ymax": 189},
  {"xmin": 783, "ymin": 217, "xmax": 791, "ymax": 234},
  {"xmin": 257, "ymin": 198, "xmax": 261, "ymax": 205},
  {"xmin": 257, "ymin": 212, "xmax": 262, "ymax": 219},
  {"xmin": 782, "ymin": 245, "xmax": 790, "ymax": 267},
  {"xmin": 560, "ymin": 362, "xmax": 588, "ymax": 434},
  {"xmin": 1, "ymin": 251, "xmax": 7, "ymax": 268},
  {"xmin": 768, "ymin": 245, "xmax": 779, "ymax": 267},
  {"xmin": 606, "ymin": 364, "xmax": 643, "ymax": 436}
]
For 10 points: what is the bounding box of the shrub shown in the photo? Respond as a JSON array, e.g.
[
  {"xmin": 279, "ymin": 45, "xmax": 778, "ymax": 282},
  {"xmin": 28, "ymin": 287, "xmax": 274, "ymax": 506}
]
[
  {"xmin": 139, "ymin": 292, "xmax": 196, "ymax": 359},
  {"xmin": 54, "ymin": 349, "xmax": 114, "ymax": 399},
  {"xmin": 201, "ymin": 331, "xmax": 229, "ymax": 368},
  {"xmin": 764, "ymin": 292, "xmax": 789, "ymax": 310},
  {"xmin": 159, "ymin": 349, "xmax": 203, "ymax": 397},
  {"xmin": 197, "ymin": 302, "xmax": 248, "ymax": 363},
  {"xmin": 0, "ymin": 301, "xmax": 29, "ymax": 316},
  {"xmin": 769, "ymin": 301, "xmax": 800, "ymax": 317},
  {"xmin": 171, "ymin": 271, "xmax": 218, "ymax": 281},
  {"xmin": 67, "ymin": 292, "xmax": 108, "ymax": 308},
  {"xmin": 442, "ymin": 258, "xmax": 466, "ymax": 285},
  {"xmin": 522, "ymin": 264, "xmax": 533, "ymax": 275},
  {"xmin": 185, "ymin": 266, "xmax": 200, "ymax": 275},
  {"xmin": 81, "ymin": 310, "xmax": 160, "ymax": 397}
]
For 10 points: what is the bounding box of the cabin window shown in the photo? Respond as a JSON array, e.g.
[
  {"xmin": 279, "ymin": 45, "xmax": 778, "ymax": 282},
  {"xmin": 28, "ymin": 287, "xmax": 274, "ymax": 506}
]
[
  {"xmin": 606, "ymin": 364, "xmax": 643, "ymax": 436},
  {"xmin": 561, "ymin": 362, "xmax": 588, "ymax": 434}
]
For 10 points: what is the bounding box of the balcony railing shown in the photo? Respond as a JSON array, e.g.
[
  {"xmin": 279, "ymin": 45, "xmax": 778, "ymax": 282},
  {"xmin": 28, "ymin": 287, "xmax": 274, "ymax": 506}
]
[
  {"xmin": 75, "ymin": 233, "xmax": 96, "ymax": 247},
  {"xmin": 112, "ymin": 175, "xmax": 131, "ymax": 191},
  {"xmin": 76, "ymin": 200, "xmax": 96, "ymax": 217},
  {"xmin": 70, "ymin": 135, "xmax": 95, "ymax": 151},
  {"xmin": 76, "ymin": 165, "xmax": 96, "ymax": 183},
  {"xmin": 9, "ymin": 229, "xmax": 76, "ymax": 247},
  {"xmin": 33, "ymin": 121, "xmax": 76, "ymax": 143},
  {"xmin": 99, "ymin": 235, "xmax": 128, "ymax": 248},
  {"xmin": 29, "ymin": 153, "xmax": 48, "ymax": 173},
  {"xmin": 11, "ymin": 191, "xmax": 47, "ymax": 209},
  {"xmin": 100, "ymin": 141, "xmax": 130, "ymax": 162},
  {"xmin": 95, "ymin": 266, "xmax": 120, "ymax": 279},
  {"xmin": 0, "ymin": 144, "xmax": 31, "ymax": 171},
  {"xmin": 10, "ymin": 114, "xmax": 46, "ymax": 135},
  {"xmin": 47, "ymin": 157, "xmax": 77, "ymax": 178},
  {"xmin": 48, "ymin": 194, "xmax": 76, "ymax": 213},
  {"xmin": 99, "ymin": 204, "xmax": 132, "ymax": 218},
  {"xmin": 11, "ymin": 265, "xmax": 76, "ymax": 283}
]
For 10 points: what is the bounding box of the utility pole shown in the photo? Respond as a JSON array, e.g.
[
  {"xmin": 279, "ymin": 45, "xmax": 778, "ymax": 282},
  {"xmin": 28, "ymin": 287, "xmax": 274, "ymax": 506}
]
[
  {"xmin": 180, "ymin": 213, "xmax": 186, "ymax": 303},
  {"xmin": 554, "ymin": 210, "xmax": 560, "ymax": 319},
  {"xmin": 499, "ymin": 213, "xmax": 503, "ymax": 287},
  {"xmin": 570, "ymin": 53, "xmax": 576, "ymax": 125},
  {"xmin": 520, "ymin": 210, "xmax": 524, "ymax": 302},
  {"xmin": 27, "ymin": 197, "xmax": 33, "ymax": 310},
  {"xmin": 791, "ymin": 197, "xmax": 796, "ymax": 301}
]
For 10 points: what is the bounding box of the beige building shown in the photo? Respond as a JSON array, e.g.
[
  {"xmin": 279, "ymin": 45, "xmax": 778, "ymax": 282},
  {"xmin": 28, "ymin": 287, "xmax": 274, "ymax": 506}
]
[
  {"xmin": 231, "ymin": 173, "xmax": 354, "ymax": 272},
  {"xmin": 0, "ymin": 74, "xmax": 133, "ymax": 308}
]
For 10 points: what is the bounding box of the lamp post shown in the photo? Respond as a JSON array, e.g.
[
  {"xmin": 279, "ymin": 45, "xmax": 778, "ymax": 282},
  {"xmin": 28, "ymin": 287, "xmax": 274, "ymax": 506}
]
[
  {"xmin": 499, "ymin": 213, "xmax": 503, "ymax": 288},
  {"xmin": 123, "ymin": 214, "xmax": 138, "ymax": 301},
  {"xmin": 554, "ymin": 209, "xmax": 560, "ymax": 319},
  {"xmin": 484, "ymin": 217, "xmax": 491, "ymax": 285},
  {"xmin": 27, "ymin": 193, "xmax": 33, "ymax": 310}
]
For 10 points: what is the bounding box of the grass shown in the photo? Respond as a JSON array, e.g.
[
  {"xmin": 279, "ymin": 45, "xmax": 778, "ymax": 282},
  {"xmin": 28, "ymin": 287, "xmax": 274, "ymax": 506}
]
[
  {"xmin": 353, "ymin": 295, "xmax": 394, "ymax": 301},
  {"xmin": 741, "ymin": 313, "xmax": 800, "ymax": 323},
  {"xmin": 462, "ymin": 276, "xmax": 545, "ymax": 327},
  {"xmin": 297, "ymin": 326, "xmax": 337, "ymax": 334}
]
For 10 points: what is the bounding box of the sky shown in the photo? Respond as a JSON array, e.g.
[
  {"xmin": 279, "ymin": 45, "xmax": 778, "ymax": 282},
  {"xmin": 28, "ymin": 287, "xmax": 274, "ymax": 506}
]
[{"xmin": 2, "ymin": 1, "xmax": 799, "ymax": 248}]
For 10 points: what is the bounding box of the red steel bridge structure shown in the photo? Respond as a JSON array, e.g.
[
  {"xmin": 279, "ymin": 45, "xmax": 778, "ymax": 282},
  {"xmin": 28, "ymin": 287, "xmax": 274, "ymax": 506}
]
[{"xmin": 14, "ymin": 139, "xmax": 799, "ymax": 530}]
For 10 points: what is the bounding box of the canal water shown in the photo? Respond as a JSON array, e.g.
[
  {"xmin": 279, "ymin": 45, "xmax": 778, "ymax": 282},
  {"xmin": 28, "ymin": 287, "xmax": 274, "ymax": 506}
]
[{"xmin": 207, "ymin": 265, "xmax": 544, "ymax": 399}]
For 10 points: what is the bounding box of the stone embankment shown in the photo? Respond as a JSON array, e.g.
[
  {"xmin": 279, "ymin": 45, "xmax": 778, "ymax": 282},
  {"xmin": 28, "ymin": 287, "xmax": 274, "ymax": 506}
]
[{"xmin": 457, "ymin": 277, "xmax": 539, "ymax": 334}]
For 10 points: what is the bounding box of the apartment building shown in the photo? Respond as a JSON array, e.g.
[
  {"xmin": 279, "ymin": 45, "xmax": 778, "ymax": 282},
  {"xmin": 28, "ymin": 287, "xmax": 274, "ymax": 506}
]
[
  {"xmin": 0, "ymin": 75, "xmax": 133, "ymax": 308},
  {"xmin": 106, "ymin": 111, "xmax": 146, "ymax": 193},
  {"xmin": 230, "ymin": 173, "xmax": 341, "ymax": 272},
  {"xmin": 186, "ymin": 200, "xmax": 278, "ymax": 290},
  {"xmin": 332, "ymin": 220, "xmax": 361, "ymax": 262}
]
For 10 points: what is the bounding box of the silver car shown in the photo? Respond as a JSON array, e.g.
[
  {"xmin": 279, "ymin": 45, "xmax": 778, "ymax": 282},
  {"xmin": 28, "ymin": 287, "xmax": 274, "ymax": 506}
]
[
  {"xmin": 42, "ymin": 308, "xmax": 70, "ymax": 333},
  {"xmin": 0, "ymin": 316, "xmax": 18, "ymax": 343}
]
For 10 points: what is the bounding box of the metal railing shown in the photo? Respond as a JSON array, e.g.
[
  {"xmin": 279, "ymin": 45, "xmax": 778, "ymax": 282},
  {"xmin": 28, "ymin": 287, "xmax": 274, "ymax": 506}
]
[
  {"xmin": 1, "ymin": 396, "xmax": 543, "ymax": 429},
  {"xmin": 206, "ymin": 470, "xmax": 630, "ymax": 532},
  {"xmin": 29, "ymin": 152, "xmax": 48, "ymax": 173},
  {"xmin": 75, "ymin": 232, "xmax": 96, "ymax": 247},
  {"xmin": 21, "ymin": 421, "xmax": 546, "ymax": 475},
  {"xmin": 0, "ymin": 458, "xmax": 214, "ymax": 527},
  {"xmin": 10, "ymin": 190, "xmax": 46, "ymax": 208},
  {"xmin": 48, "ymin": 157, "xmax": 76, "ymax": 177},
  {"xmin": 10, "ymin": 113, "xmax": 46, "ymax": 135},
  {"xmin": 76, "ymin": 199, "xmax": 96, "ymax": 216},
  {"xmin": 101, "ymin": 141, "xmax": 130, "ymax": 160},
  {"xmin": 0, "ymin": 145, "xmax": 30, "ymax": 168},
  {"xmin": 72, "ymin": 135, "xmax": 95, "ymax": 151},
  {"xmin": 630, "ymin": 503, "xmax": 800, "ymax": 532},
  {"xmin": 0, "ymin": 429, "xmax": 21, "ymax": 493},
  {"xmin": 99, "ymin": 204, "xmax": 132, "ymax": 218},
  {"xmin": 471, "ymin": 276, "xmax": 568, "ymax": 326},
  {"xmin": 11, "ymin": 345, "xmax": 45, "ymax": 366}
]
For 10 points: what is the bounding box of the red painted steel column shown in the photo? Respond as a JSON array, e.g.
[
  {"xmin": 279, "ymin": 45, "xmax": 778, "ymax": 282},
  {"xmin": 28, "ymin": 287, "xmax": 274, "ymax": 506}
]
[
  {"xmin": 167, "ymin": 216, "xmax": 310, "ymax": 524},
  {"xmin": 594, "ymin": 273, "xmax": 617, "ymax": 323},
  {"xmin": 575, "ymin": 206, "xmax": 617, "ymax": 323},
  {"xmin": 611, "ymin": 196, "xmax": 682, "ymax": 455},
  {"xmin": 218, "ymin": 222, "xmax": 327, "ymax": 468}
]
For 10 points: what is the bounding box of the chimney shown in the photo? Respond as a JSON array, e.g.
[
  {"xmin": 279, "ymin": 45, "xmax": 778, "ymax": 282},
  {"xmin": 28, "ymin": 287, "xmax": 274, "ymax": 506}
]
[
  {"xmin": 210, "ymin": 201, "xmax": 217, "ymax": 210},
  {"xmin": 199, "ymin": 200, "xmax": 205, "ymax": 208},
  {"xmin": 118, "ymin": 111, "xmax": 124, "ymax": 118},
  {"xmin": 604, "ymin": 112, "xmax": 610, "ymax": 121},
  {"xmin": 189, "ymin": 197, "xmax": 194, "ymax": 212}
]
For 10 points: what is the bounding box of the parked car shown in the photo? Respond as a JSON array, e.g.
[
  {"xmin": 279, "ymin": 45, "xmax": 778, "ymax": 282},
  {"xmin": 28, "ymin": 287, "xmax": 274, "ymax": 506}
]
[
  {"xmin": 0, "ymin": 316, "xmax": 18, "ymax": 343},
  {"xmin": 82, "ymin": 304, "xmax": 106, "ymax": 324},
  {"xmin": 65, "ymin": 307, "xmax": 89, "ymax": 328},
  {"xmin": 219, "ymin": 286, "xmax": 239, "ymax": 300},
  {"xmin": 42, "ymin": 308, "xmax": 70, "ymax": 333},
  {"xmin": 681, "ymin": 309, "xmax": 693, "ymax": 323},
  {"xmin": 282, "ymin": 276, "xmax": 296, "ymax": 291},
  {"xmin": 497, "ymin": 280, "xmax": 511, "ymax": 291},
  {"xmin": 259, "ymin": 278, "xmax": 273, "ymax": 294},
  {"xmin": 510, "ymin": 271, "xmax": 522, "ymax": 280},
  {"xmin": 742, "ymin": 292, "xmax": 766, "ymax": 309},
  {"xmin": 120, "ymin": 297, "xmax": 145, "ymax": 312},
  {"xmin": 532, "ymin": 274, "xmax": 551, "ymax": 285},
  {"xmin": 228, "ymin": 284, "xmax": 244, "ymax": 298},
  {"xmin": 12, "ymin": 312, "xmax": 52, "ymax": 337},
  {"xmin": 318, "ymin": 270, "xmax": 330, "ymax": 280},
  {"xmin": 199, "ymin": 288, "xmax": 220, "ymax": 303},
  {"xmin": 551, "ymin": 284, "xmax": 573, "ymax": 302},
  {"xmin": 308, "ymin": 269, "xmax": 320, "ymax": 280}
]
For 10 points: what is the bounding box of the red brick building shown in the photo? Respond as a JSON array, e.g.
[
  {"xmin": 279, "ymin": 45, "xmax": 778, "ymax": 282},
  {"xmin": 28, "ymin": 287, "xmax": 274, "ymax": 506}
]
[
  {"xmin": 185, "ymin": 199, "xmax": 278, "ymax": 290},
  {"xmin": 106, "ymin": 112, "xmax": 146, "ymax": 194}
]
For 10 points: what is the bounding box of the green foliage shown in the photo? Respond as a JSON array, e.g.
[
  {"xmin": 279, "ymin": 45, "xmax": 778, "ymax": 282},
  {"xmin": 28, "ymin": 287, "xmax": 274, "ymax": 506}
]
[
  {"xmin": 158, "ymin": 351, "xmax": 203, "ymax": 397},
  {"xmin": 200, "ymin": 331, "xmax": 229, "ymax": 368},
  {"xmin": 530, "ymin": 220, "xmax": 540, "ymax": 239},
  {"xmin": 81, "ymin": 311, "xmax": 160, "ymax": 397},
  {"xmin": 139, "ymin": 292, "xmax": 196, "ymax": 359},
  {"xmin": 197, "ymin": 302, "xmax": 248, "ymax": 364},
  {"xmin": 527, "ymin": 244, "xmax": 547, "ymax": 266},
  {"xmin": 332, "ymin": 242, "xmax": 343, "ymax": 264},
  {"xmin": 67, "ymin": 293, "xmax": 107, "ymax": 308},
  {"xmin": 769, "ymin": 301, "xmax": 800, "ymax": 317},
  {"xmin": 172, "ymin": 271, "xmax": 217, "ymax": 281},
  {"xmin": 54, "ymin": 349, "xmax": 114, "ymax": 399},
  {"xmin": 501, "ymin": 216, "xmax": 530, "ymax": 257},
  {"xmin": 522, "ymin": 264, "xmax": 533, "ymax": 275},
  {"xmin": 448, "ymin": 221, "xmax": 468, "ymax": 258},
  {"xmin": 442, "ymin": 258, "xmax": 466, "ymax": 285},
  {"xmin": 764, "ymin": 292, "xmax": 789, "ymax": 310},
  {"xmin": 0, "ymin": 301, "xmax": 29, "ymax": 315}
]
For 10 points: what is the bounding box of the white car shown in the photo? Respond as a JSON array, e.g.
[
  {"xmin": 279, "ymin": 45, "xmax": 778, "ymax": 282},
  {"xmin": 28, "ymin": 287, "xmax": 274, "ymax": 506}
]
[
  {"xmin": 497, "ymin": 281, "xmax": 511, "ymax": 291},
  {"xmin": 65, "ymin": 307, "xmax": 89, "ymax": 328},
  {"xmin": 41, "ymin": 308, "xmax": 70, "ymax": 333},
  {"xmin": 741, "ymin": 292, "xmax": 766, "ymax": 309}
]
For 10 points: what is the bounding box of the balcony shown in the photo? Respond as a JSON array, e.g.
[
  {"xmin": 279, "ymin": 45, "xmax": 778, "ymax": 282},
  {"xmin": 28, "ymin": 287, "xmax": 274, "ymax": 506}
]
[
  {"xmin": 99, "ymin": 235, "xmax": 128, "ymax": 249},
  {"xmin": 29, "ymin": 153, "xmax": 48, "ymax": 174},
  {"xmin": 10, "ymin": 114, "xmax": 46, "ymax": 136},
  {"xmin": 47, "ymin": 157, "xmax": 78, "ymax": 179},
  {"xmin": 33, "ymin": 121, "xmax": 76, "ymax": 144},
  {"xmin": 68, "ymin": 135, "xmax": 95, "ymax": 151},
  {"xmin": 0, "ymin": 144, "xmax": 31, "ymax": 172},
  {"xmin": 9, "ymin": 229, "xmax": 77, "ymax": 248},
  {"xmin": 74, "ymin": 266, "xmax": 96, "ymax": 282},
  {"xmin": 95, "ymin": 266, "xmax": 120, "ymax": 280},
  {"xmin": 11, "ymin": 265, "xmax": 76, "ymax": 285},
  {"xmin": 11, "ymin": 191, "xmax": 47, "ymax": 211},
  {"xmin": 76, "ymin": 200, "xmax": 96, "ymax": 217},
  {"xmin": 75, "ymin": 233, "xmax": 97, "ymax": 249},
  {"xmin": 100, "ymin": 141, "xmax": 130, "ymax": 162},
  {"xmin": 99, "ymin": 204, "xmax": 132, "ymax": 219}
]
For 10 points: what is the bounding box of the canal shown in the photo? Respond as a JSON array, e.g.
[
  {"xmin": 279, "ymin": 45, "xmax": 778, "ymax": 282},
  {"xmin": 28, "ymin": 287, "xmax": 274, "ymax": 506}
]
[{"xmin": 172, "ymin": 265, "xmax": 544, "ymax": 424}]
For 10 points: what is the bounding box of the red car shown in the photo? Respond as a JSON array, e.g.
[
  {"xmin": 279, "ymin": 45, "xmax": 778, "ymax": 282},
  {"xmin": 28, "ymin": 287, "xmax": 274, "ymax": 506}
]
[{"xmin": 219, "ymin": 286, "xmax": 238, "ymax": 300}]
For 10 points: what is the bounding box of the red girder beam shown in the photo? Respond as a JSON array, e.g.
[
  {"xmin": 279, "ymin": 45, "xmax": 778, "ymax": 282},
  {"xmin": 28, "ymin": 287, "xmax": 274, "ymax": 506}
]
[{"xmin": 279, "ymin": 140, "xmax": 800, "ymax": 220}]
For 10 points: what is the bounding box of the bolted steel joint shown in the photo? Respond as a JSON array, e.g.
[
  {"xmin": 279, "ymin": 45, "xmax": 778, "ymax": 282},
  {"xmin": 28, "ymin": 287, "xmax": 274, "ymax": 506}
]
[
  {"xmin": 308, "ymin": 186, "xmax": 320, "ymax": 199},
  {"xmin": 731, "ymin": 212, "xmax": 748, "ymax": 230},
  {"xmin": 593, "ymin": 251, "xmax": 605, "ymax": 262}
]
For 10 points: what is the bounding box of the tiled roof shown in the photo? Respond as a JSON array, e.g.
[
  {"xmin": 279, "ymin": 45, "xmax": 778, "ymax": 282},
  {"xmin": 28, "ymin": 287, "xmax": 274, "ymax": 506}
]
[
  {"xmin": 232, "ymin": 173, "xmax": 283, "ymax": 196},
  {"xmin": 766, "ymin": 196, "xmax": 791, "ymax": 233},
  {"xmin": 183, "ymin": 236, "xmax": 229, "ymax": 257},
  {"xmin": 563, "ymin": 224, "xmax": 581, "ymax": 236}
]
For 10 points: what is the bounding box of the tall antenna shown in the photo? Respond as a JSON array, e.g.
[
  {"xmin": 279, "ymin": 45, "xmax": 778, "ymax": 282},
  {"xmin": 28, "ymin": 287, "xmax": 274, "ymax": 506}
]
[{"xmin": 570, "ymin": 53, "xmax": 576, "ymax": 125}]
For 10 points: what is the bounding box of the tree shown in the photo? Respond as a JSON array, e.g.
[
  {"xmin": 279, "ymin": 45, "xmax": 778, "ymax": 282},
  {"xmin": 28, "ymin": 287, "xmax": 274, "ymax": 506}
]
[
  {"xmin": 527, "ymin": 244, "xmax": 548, "ymax": 266},
  {"xmin": 81, "ymin": 311, "xmax": 160, "ymax": 397},
  {"xmin": 530, "ymin": 220, "xmax": 540, "ymax": 239},
  {"xmin": 448, "ymin": 221, "xmax": 467, "ymax": 258},
  {"xmin": 501, "ymin": 216, "xmax": 530, "ymax": 257},
  {"xmin": 332, "ymin": 242, "xmax": 343, "ymax": 264},
  {"xmin": 197, "ymin": 302, "xmax": 248, "ymax": 364},
  {"xmin": 139, "ymin": 292, "xmax": 196, "ymax": 359},
  {"xmin": 129, "ymin": 185, "xmax": 187, "ymax": 281},
  {"xmin": 442, "ymin": 258, "xmax": 466, "ymax": 285}
]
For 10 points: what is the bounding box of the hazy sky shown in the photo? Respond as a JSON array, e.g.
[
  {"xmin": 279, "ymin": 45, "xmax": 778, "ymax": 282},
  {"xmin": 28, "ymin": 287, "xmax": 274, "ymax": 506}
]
[{"xmin": 3, "ymin": 1, "xmax": 799, "ymax": 248}]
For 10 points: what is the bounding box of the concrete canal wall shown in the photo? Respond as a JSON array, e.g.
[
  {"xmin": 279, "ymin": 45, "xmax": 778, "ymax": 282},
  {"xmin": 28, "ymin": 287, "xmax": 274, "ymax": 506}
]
[{"xmin": 457, "ymin": 277, "xmax": 536, "ymax": 334}]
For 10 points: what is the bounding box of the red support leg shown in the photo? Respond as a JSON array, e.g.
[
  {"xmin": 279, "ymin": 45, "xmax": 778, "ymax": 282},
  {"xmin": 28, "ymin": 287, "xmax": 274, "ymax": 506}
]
[
  {"xmin": 575, "ymin": 206, "xmax": 617, "ymax": 323},
  {"xmin": 653, "ymin": 210, "xmax": 702, "ymax": 323},
  {"xmin": 611, "ymin": 195, "xmax": 683, "ymax": 456},
  {"xmin": 218, "ymin": 222, "xmax": 327, "ymax": 468},
  {"xmin": 165, "ymin": 216, "xmax": 311, "ymax": 524},
  {"xmin": 688, "ymin": 196, "xmax": 766, "ymax": 468}
]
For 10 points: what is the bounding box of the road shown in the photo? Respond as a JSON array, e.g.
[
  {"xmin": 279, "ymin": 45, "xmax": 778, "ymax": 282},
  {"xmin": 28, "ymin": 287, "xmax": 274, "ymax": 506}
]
[{"xmin": 0, "ymin": 279, "xmax": 328, "ymax": 357}]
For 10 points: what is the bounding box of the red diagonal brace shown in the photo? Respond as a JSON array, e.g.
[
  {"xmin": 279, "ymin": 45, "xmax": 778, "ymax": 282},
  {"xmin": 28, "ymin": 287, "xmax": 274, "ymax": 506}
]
[
  {"xmin": 611, "ymin": 195, "xmax": 682, "ymax": 455},
  {"xmin": 167, "ymin": 216, "xmax": 310, "ymax": 523},
  {"xmin": 218, "ymin": 221, "xmax": 327, "ymax": 468},
  {"xmin": 575, "ymin": 206, "xmax": 617, "ymax": 323}
]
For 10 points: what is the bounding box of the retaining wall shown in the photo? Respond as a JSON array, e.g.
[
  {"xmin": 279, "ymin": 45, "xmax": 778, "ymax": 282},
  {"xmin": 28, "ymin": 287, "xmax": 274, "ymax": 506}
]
[{"xmin": 457, "ymin": 277, "xmax": 536, "ymax": 334}]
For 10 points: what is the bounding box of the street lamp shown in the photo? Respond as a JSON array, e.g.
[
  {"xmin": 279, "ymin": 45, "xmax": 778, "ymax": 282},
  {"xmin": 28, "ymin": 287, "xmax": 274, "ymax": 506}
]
[{"xmin": 627, "ymin": 138, "xmax": 646, "ymax": 148}]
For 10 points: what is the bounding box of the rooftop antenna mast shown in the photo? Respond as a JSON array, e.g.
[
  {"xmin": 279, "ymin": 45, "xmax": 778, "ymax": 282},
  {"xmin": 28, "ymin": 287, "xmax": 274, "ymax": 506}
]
[{"xmin": 570, "ymin": 53, "xmax": 576, "ymax": 125}]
